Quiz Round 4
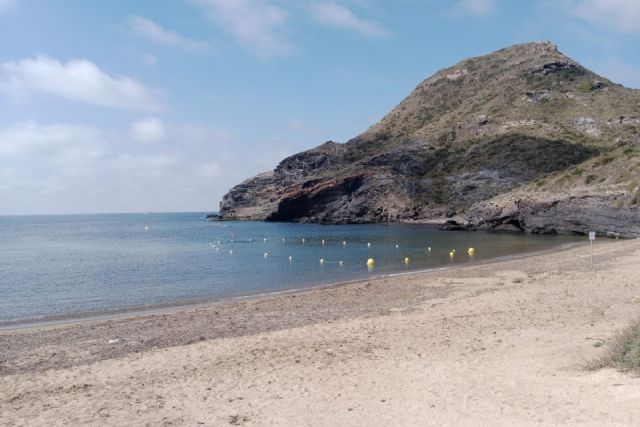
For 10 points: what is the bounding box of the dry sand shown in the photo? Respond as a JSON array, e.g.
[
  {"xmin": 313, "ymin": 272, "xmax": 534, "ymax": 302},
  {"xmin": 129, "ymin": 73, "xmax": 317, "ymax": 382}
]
[{"xmin": 2, "ymin": 238, "xmax": 640, "ymax": 426}]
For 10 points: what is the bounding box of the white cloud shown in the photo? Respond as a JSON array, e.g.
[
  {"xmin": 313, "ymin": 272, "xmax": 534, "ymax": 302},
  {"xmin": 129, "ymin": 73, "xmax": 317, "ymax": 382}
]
[
  {"xmin": 0, "ymin": 121, "xmax": 103, "ymax": 158},
  {"xmin": 309, "ymin": 1, "xmax": 389, "ymax": 37},
  {"xmin": 131, "ymin": 117, "xmax": 166, "ymax": 143},
  {"xmin": 0, "ymin": 119, "xmax": 293, "ymax": 214},
  {"xmin": 573, "ymin": 0, "xmax": 640, "ymax": 33},
  {"xmin": 195, "ymin": 0, "xmax": 291, "ymax": 58},
  {"xmin": 455, "ymin": 0, "xmax": 496, "ymax": 16},
  {"xmin": 128, "ymin": 16, "xmax": 210, "ymax": 51},
  {"xmin": 0, "ymin": 55, "xmax": 162, "ymax": 111},
  {"xmin": 0, "ymin": 121, "xmax": 186, "ymax": 213},
  {"xmin": 0, "ymin": 0, "xmax": 15, "ymax": 13}
]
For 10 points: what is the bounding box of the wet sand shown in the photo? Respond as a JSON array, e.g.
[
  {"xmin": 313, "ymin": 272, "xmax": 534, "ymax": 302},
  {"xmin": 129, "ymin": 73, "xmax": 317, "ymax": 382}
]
[{"xmin": 2, "ymin": 238, "xmax": 640, "ymax": 425}]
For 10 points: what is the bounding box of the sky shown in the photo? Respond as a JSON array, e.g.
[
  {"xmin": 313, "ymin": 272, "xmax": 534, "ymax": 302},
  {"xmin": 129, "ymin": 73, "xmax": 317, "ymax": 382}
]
[{"xmin": 1, "ymin": 0, "xmax": 639, "ymax": 215}]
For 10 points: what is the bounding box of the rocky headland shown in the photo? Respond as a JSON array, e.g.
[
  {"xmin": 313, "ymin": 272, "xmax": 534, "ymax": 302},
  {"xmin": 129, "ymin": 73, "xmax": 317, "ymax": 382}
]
[{"xmin": 219, "ymin": 42, "xmax": 640, "ymax": 237}]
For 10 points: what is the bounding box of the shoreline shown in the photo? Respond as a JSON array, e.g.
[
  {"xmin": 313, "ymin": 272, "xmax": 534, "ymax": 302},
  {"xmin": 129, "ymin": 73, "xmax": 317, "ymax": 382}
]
[
  {"xmin": 2, "ymin": 237, "xmax": 640, "ymax": 424},
  {"xmin": 0, "ymin": 239, "xmax": 586, "ymax": 332}
]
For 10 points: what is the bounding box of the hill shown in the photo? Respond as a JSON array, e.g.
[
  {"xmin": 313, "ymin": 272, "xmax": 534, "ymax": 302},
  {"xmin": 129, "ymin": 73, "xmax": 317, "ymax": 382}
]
[{"xmin": 219, "ymin": 42, "xmax": 640, "ymax": 237}]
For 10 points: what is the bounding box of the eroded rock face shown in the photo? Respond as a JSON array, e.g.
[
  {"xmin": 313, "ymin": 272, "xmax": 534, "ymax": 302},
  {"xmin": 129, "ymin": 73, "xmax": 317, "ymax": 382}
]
[
  {"xmin": 218, "ymin": 41, "xmax": 640, "ymax": 236},
  {"xmin": 464, "ymin": 195, "xmax": 640, "ymax": 238}
]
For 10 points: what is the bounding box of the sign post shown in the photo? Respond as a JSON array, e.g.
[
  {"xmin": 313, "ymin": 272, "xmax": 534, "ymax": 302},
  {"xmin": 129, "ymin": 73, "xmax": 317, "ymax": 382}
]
[{"xmin": 589, "ymin": 231, "xmax": 596, "ymax": 266}]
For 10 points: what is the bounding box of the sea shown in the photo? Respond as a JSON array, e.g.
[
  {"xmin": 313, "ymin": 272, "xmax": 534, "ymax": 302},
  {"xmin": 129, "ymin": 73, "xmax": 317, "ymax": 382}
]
[{"xmin": 0, "ymin": 212, "xmax": 583, "ymax": 326}]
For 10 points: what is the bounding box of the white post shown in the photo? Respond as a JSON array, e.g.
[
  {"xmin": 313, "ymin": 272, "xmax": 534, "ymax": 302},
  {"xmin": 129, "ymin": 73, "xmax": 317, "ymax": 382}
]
[{"xmin": 589, "ymin": 231, "xmax": 596, "ymax": 267}]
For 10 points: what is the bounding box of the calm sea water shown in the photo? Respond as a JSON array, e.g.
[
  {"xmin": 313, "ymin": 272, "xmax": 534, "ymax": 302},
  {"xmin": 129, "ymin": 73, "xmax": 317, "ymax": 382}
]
[{"xmin": 0, "ymin": 213, "xmax": 581, "ymax": 325}]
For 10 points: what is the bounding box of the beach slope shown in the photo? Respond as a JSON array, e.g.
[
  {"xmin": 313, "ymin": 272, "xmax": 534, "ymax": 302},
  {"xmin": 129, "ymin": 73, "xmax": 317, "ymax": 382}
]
[{"xmin": 2, "ymin": 239, "xmax": 640, "ymax": 425}]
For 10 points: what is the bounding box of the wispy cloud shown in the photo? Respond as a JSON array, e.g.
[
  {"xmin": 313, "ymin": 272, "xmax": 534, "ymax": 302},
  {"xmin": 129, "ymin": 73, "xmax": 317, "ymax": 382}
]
[
  {"xmin": 0, "ymin": 55, "xmax": 163, "ymax": 111},
  {"xmin": 195, "ymin": 0, "xmax": 291, "ymax": 58},
  {"xmin": 0, "ymin": 0, "xmax": 15, "ymax": 14},
  {"xmin": 572, "ymin": 0, "xmax": 640, "ymax": 34},
  {"xmin": 128, "ymin": 16, "xmax": 210, "ymax": 52},
  {"xmin": 131, "ymin": 117, "xmax": 166, "ymax": 143},
  {"xmin": 309, "ymin": 1, "xmax": 389, "ymax": 37},
  {"xmin": 0, "ymin": 120, "xmax": 236, "ymax": 214},
  {"xmin": 0, "ymin": 121, "xmax": 103, "ymax": 160},
  {"xmin": 454, "ymin": 0, "xmax": 496, "ymax": 16}
]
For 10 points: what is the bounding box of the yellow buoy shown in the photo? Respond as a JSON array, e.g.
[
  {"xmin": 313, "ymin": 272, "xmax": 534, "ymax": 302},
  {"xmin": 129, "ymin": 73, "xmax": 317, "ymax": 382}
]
[
  {"xmin": 468, "ymin": 247, "xmax": 476, "ymax": 255},
  {"xmin": 366, "ymin": 258, "xmax": 375, "ymax": 266},
  {"xmin": 320, "ymin": 258, "xmax": 325, "ymax": 264},
  {"xmin": 449, "ymin": 251, "xmax": 455, "ymax": 258},
  {"xmin": 404, "ymin": 257, "xmax": 410, "ymax": 264}
]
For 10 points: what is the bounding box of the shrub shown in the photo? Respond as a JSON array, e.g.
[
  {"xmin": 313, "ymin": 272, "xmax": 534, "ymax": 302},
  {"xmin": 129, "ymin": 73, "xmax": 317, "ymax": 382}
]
[{"xmin": 590, "ymin": 320, "xmax": 640, "ymax": 374}]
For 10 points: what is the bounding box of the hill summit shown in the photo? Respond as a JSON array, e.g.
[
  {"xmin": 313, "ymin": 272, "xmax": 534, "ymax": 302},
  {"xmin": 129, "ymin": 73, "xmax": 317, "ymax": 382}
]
[{"xmin": 219, "ymin": 42, "xmax": 640, "ymax": 237}]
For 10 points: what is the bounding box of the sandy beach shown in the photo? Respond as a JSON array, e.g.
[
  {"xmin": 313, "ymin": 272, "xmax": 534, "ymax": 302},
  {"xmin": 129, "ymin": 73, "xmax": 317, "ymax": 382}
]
[{"xmin": 2, "ymin": 238, "xmax": 640, "ymax": 426}]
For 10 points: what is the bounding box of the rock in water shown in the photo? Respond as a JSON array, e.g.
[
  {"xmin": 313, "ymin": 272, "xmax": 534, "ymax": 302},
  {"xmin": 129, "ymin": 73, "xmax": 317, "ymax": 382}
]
[{"xmin": 218, "ymin": 41, "xmax": 640, "ymax": 237}]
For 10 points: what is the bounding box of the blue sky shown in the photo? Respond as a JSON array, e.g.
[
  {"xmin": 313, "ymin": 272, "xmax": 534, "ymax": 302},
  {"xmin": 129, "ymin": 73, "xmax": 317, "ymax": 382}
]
[{"xmin": 1, "ymin": 0, "xmax": 639, "ymax": 215}]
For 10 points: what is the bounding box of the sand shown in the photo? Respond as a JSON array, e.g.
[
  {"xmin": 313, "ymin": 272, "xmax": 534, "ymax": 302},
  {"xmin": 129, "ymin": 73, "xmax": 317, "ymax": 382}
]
[{"xmin": 2, "ymin": 238, "xmax": 640, "ymax": 426}]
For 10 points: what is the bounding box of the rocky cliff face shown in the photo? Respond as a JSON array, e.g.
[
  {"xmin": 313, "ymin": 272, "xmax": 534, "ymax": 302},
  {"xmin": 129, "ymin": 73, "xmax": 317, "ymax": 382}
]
[{"xmin": 219, "ymin": 41, "xmax": 640, "ymax": 237}]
